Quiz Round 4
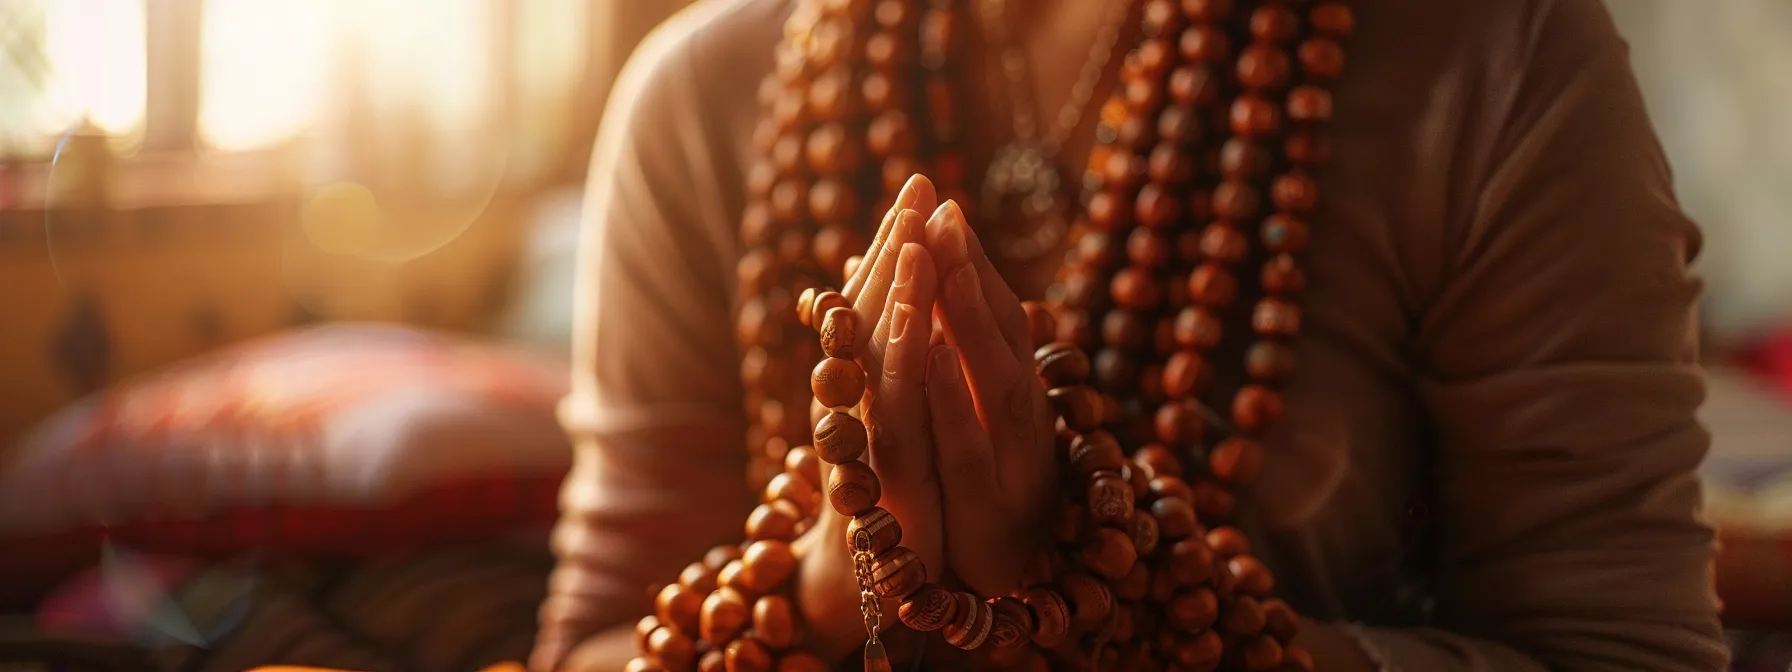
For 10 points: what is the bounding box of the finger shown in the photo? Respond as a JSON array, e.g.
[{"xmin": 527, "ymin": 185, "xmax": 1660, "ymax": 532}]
[
  {"xmin": 922, "ymin": 200, "xmax": 1030, "ymax": 363},
  {"xmin": 852, "ymin": 209, "xmax": 927, "ymax": 375},
  {"xmin": 866, "ymin": 243, "xmax": 939, "ymax": 493},
  {"xmin": 924, "ymin": 343, "xmax": 1012, "ymax": 594},
  {"xmin": 928, "ymin": 209, "xmax": 1035, "ymax": 456},
  {"xmin": 844, "ymin": 174, "xmax": 936, "ymax": 299}
]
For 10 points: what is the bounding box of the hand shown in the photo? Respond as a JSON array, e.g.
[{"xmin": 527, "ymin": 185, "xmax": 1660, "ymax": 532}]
[
  {"xmin": 915, "ymin": 199, "xmax": 1058, "ymax": 595},
  {"xmin": 790, "ymin": 175, "xmax": 951, "ymax": 661}
]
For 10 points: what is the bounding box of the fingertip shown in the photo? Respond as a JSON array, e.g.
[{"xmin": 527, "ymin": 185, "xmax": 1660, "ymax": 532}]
[
  {"xmin": 925, "ymin": 201, "xmax": 968, "ymax": 261},
  {"xmin": 903, "ymin": 173, "xmax": 937, "ymax": 204}
]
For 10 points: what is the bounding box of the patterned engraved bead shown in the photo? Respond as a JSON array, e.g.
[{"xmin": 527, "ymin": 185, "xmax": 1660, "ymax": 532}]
[{"xmin": 898, "ymin": 584, "xmax": 957, "ymax": 632}]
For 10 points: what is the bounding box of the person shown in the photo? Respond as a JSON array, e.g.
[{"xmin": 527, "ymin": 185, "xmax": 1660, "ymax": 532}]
[{"xmin": 531, "ymin": 0, "xmax": 1729, "ymax": 669}]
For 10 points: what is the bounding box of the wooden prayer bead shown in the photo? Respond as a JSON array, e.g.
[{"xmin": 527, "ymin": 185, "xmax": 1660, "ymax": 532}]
[
  {"xmin": 745, "ymin": 499, "xmax": 802, "ymax": 542},
  {"xmin": 1124, "ymin": 77, "xmax": 1165, "ymax": 112},
  {"xmin": 725, "ymin": 637, "xmax": 772, "ymax": 672},
  {"xmin": 871, "ymin": 547, "xmax": 926, "ymax": 599},
  {"xmin": 1154, "ymin": 400, "xmax": 1204, "ymax": 447},
  {"xmin": 680, "ymin": 561, "xmax": 719, "ymax": 595},
  {"xmin": 826, "ymin": 459, "xmax": 881, "ymax": 516},
  {"xmin": 1229, "ymin": 554, "xmax": 1276, "ymax": 597},
  {"xmin": 867, "ymin": 110, "xmax": 916, "ymax": 157},
  {"xmin": 817, "ymin": 307, "xmax": 857, "ymax": 359},
  {"xmin": 704, "ymin": 545, "xmax": 743, "ymax": 571},
  {"xmin": 1128, "ymin": 508, "xmax": 1163, "ymax": 556},
  {"xmin": 1309, "ymin": 2, "xmax": 1355, "ymax": 36},
  {"xmin": 942, "ymin": 594, "xmax": 993, "ymax": 649},
  {"xmin": 898, "ymin": 584, "xmax": 957, "ymax": 632},
  {"xmin": 1162, "ymin": 350, "xmax": 1212, "ymax": 399},
  {"xmin": 1187, "ymin": 263, "xmax": 1239, "ymax": 307},
  {"xmin": 1147, "ymin": 144, "xmax": 1194, "ymax": 185},
  {"xmin": 1252, "ymin": 298, "xmax": 1302, "ymax": 338},
  {"xmin": 1150, "ymin": 475, "xmax": 1197, "ymax": 504},
  {"xmin": 648, "ymin": 626, "xmax": 696, "ymax": 669},
  {"xmin": 1143, "ymin": 0, "xmax": 1184, "ymax": 36},
  {"xmin": 1021, "ymin": 588, "xmax": 1071, "ymax": 647},
  {"xmin": 1206, "ymin": 527, "xmax": 1252, "ymax": 557},
  {"xmin": 1047, "ymin": 385, "xmax": 1104, "ymax": 431},
  {"xmin": 741, "ymin": 204, "xmax": 776, "ymax": 248},
  {"xmin": 1287, "ymin": 85, "xmax": 1333, "ymax": 123},
  {"xmin": 1230, "ymin": 95, "xmax": 1282, "ymax": 138},
  {"xmin": 1070, "ymin": 430, "xmax": 1126, "ymax": 475},
  {"xmin": 1261, "ymin": 254, "xmax": 1307, "ymax": 295},
  {"xmin": 1113, "ymin": 560, "xmax": 1152, "ymax": 601},
  {"xmin": 1181, "ymin": 0, "xmax": 1231, "ymax": 21},
  {"xmin": 849, "ymin": 507, "xmax": 903, "ymax": 555},
  {"xmin": 1036, "ymin": 342, "xmax": 1092, "ymax": 386},
  {"xmin": 626, "ymin": 656, "xmax": 669, "ymax": 672},
  {"xmin": 1172, "ymin": 307, "xmax": 1223, "ymax": 350},
  {"xmin": 1250, "ymin": 4, "xmax": 1300, "ymax": 42},
  {"xmin": 1298, "ymin": 38, "xmax": 1346, "ymax": 81},
  {"xmin": 764, "ymin": 472, "xmax": 818, "ymax": 515},
  {"xmin": 1086, "ymin": 190, "xmax": 1129, "ymax": 231},
  {"xmin": 1087, "ymin": 473, "xmax": 1136, "ymax": 526},
  {"xmin": 810, "ymin": 357, "xmax": 865, "ymax": 409},
  {"xmin": 1135, "ymin": 443, "xmax": 1184, "ymax": 477},
  {"xmin": 1122, "ymin": 460, "xmax": 1151, "ymax": 501},
  {"xmin": 1022, "ymin": 303, "xmax": 1057, "ymax": 349},
  {"xmin": 1232, "ymin": 385, "xmax": 1285, "ymax": 431},
  {"xmin": 1191, "ymin": 479, "xmax": 1237, "ymax": 520},
  {"xmin": 1153, "ymin": 497, "xmax": 1200, "ymax": 540},
  {"xmin": 1221, "ymin": 596, "xmax": 1268, "ymax": 636},
  {"xmin": 1168, "ymin": 587, "xmax": 1219, "ymax": 632},
  {"xmin": 864, "ymin": 31, "xmax": 905, "ymax": 68},
  {"xmin": 634, "ymin": 615, "xmax": 662, "ymax": 652},
  {"xmin": 718, "ymin": 559, "xmax": 752, "ymax": 597},
  {"xmin": 1082, "ymin": 527, "xmax": 1140, "ymax": 580},
  {"xmin": 740, "ymin": 540, "xmax": 797, "ymax": 594},
  {"xmin": 1220, "ymin": 138, "xmax": 1271, "ymax": 179},
  {"xmin": 812, "ymin": 411, "xmax": 868, "ymax": 464},
  {"xmin": 1169, "ymin": 537, "xmax": 1217, "ymax": 585},
  {"xmin": 1095, "ymin": 348, "xmax": 1139, "ymax": 390},
  {"xmin": 1200, "ymin": 222, "xmax": 1250, "ymax": 263},
  {"xmin": 1135, "ymin": 184, "xmax": 1181, "ymax": 231},
  {"xmin": 1240, "ymin": 634, "xmax": 1285, "ymax": 670},
  {"xmin": 1061, "ymin": 573, "xmax": 1115, "ymax": 626},
  {"xmin": 752, "ymin": 594, "xmax": 798, "ymax": 649},
  {"xmin": 783, "ymin": 446, "xmax": 820, "ymax": 486},
  {"xmin": 1172, "ymin": 630, "xmax": 1224, "ymax": 670},
  {"xmin": 1236, "ymin": 44, "xmax": 1291, "ymax": 91},
  {"xmin": 1134, "ymin": 38, "xmax": 1175, "ymax": 76},
  {"xmin": 1261, "ymin": 598, "xmax": 1300, "ymax": 641},
  {"xmin": 1213, "ymin": 180, "xmax": 1261, "ymax": 221},
  {"xmin": 1210, "ymin": 437, "xmax": 1265, "ymax": 485},
  {"xmin": 988, "ymin": 597, "xmax": 1035, "ymax": 650},
  {"xmin": 656, "ymin": 583, "xmax": 703, "ymax": 635},
  {"xmin": 1177, "ymin": 26, "xmax": 1230, "ymax": 63},
  {"xmin": 1102, "ymin": 311, "xmax": 1149, "ymax": 350},
  {"xmin": 1271, "ymin": 172, "xmax": 1320, "ymax": 214},
  {"xmin": 701, "ymin": 586, "xmax": 752, "ymax": 643},
  {"xmin": 1157, "ymin": 105, "xmax": 1202, "ymax": 146}
]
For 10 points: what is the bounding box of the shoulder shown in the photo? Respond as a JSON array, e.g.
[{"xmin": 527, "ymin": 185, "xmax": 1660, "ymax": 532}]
[{"xmin": 606, "ymin": 0, "xmax": 787, "ymax": 129}]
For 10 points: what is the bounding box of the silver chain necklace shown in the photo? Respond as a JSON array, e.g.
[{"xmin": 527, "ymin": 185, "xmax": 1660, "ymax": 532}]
[{"xmin": 977, "ymin": 0, "xmax": 1134, "ymax": 261}]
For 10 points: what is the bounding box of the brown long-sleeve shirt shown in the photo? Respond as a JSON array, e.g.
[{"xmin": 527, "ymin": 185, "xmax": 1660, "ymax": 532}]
[{"xmin": 540, "ymin": 0, "xmax": 1729, "ymax": 668}]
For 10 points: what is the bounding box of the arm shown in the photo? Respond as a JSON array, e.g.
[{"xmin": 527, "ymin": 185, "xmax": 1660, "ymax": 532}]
[
  {"xmin": 530, "ymin": 15, "xmax": 754, "ymax": 671},
  {"xmin": 1348, "ymin": 0, "xmax": 1726, "ymax": 669}
]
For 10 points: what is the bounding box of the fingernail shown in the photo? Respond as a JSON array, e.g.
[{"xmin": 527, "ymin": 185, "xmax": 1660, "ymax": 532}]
[
  {"xmin": 895, "ymin": 243, "xmax": 921, "ymax": 287},
  {"xmin": 891, "ymin": 303, "xmax": 914, "ymax": 341},
  {"xmin": 952, "ymin": 264, "xmax": 982, "ymax": 305},
  {"xmin": 896, "ymin": 174, "xmax": 922, "ymax": 208},
  {"xmin": 929, "ymin": 201, "xmax": 967, "ymax": 259},
  {"xmin": 931, "ymin": 346, "xmax": 960, "ymax": 384}
]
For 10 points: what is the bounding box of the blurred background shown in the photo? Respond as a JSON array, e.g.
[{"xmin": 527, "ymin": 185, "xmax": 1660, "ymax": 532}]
[{"xmin": 0, "ymin": 1, "xmax": 1788, "ymax": 670}]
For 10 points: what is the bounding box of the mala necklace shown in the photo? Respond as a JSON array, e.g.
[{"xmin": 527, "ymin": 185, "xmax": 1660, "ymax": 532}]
[
  {"xmin": 625, "ymin": 0, "xmax": 1353, "ymax": 669},
  {"xmin": 976, "ymin": 0, "xmax": 1132, "ymax": 262}
]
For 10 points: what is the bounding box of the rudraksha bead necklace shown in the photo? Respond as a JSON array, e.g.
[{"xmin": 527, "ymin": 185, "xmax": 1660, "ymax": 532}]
[{"xmin": 625, "ymin": 0, "xmax": 1353, "ymax": 669}]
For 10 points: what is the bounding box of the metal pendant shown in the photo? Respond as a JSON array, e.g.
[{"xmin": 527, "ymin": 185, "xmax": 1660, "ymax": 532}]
[
  {"xmin": 864, "ymin": 639, "xmax": 893, "ymax": 672},
  {"xmin": 980, "ymin": 141, "xmax": 1070, "ymax": 262}
]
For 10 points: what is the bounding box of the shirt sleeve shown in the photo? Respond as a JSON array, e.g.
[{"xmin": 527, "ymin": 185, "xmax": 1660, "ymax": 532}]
[
  {"xmin": 533, "ymin": 9, "xmax": 756, "ymax": 669},
  {"xmin": 1356, "ymin": 0, "xmax": 1728, "ymax": 669}
]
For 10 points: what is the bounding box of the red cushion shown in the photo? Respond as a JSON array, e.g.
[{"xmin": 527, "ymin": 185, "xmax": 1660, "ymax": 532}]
[{"xmin": 0, "ymin": 324, "xmax": 571, "ymax": 607}]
